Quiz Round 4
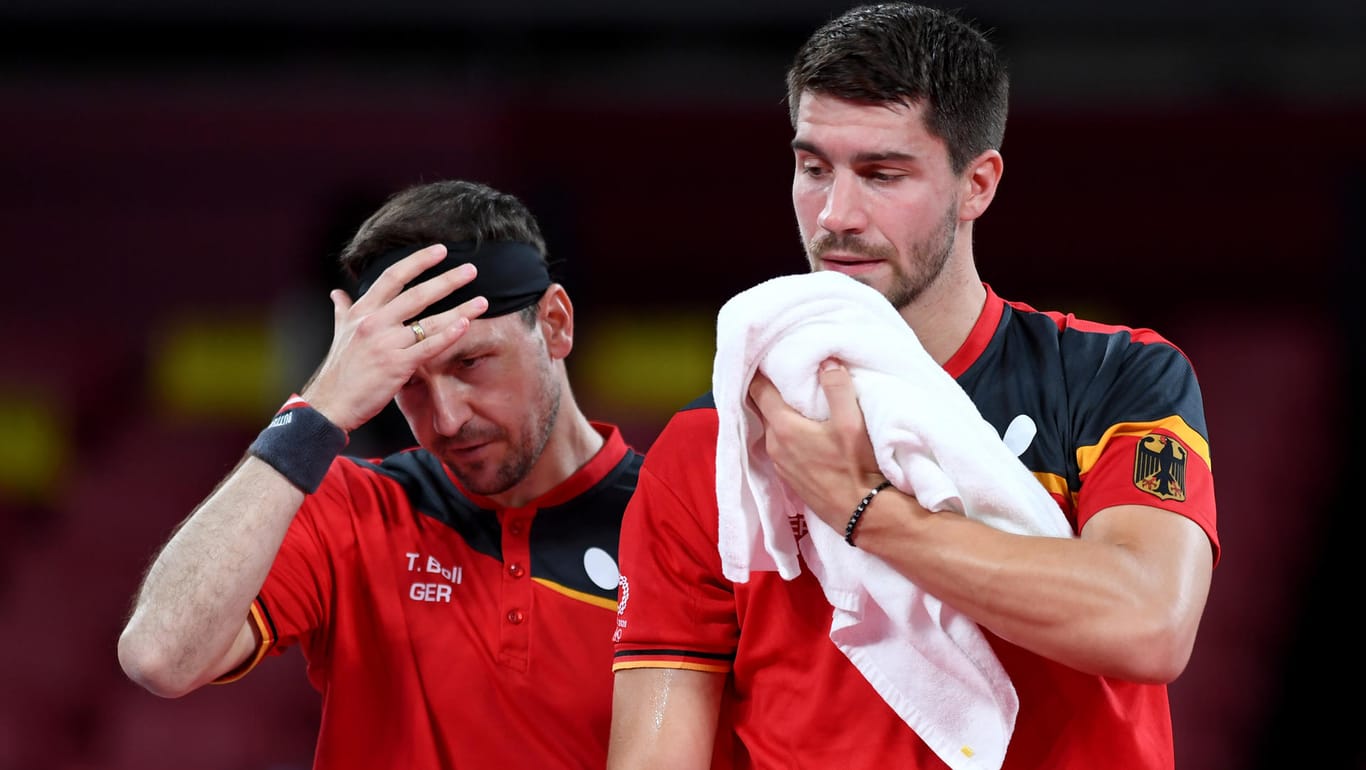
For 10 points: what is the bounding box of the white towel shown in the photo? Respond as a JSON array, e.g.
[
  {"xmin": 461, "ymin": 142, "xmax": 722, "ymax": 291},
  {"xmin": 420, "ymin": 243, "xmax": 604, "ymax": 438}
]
[{"xmin": 714, "ymin": 271, "xmax": 1074, "ymax": 770}]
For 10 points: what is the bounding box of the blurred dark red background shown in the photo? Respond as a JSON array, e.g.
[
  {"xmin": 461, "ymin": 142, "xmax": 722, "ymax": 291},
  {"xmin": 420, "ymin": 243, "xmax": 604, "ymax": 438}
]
[{"xmin": 1, "ymin": 2, "xmax": 1362, "ymax": 768}]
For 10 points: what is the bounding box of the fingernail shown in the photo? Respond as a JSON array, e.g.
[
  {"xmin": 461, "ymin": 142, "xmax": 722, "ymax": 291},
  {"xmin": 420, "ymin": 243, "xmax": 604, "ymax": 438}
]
[{"xmin": 820, "ymin": 358, "xmax": 840, "ymax": 372}]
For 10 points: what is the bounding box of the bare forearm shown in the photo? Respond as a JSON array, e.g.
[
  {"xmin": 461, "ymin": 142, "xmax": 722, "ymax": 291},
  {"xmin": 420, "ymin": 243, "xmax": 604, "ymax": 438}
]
[
  {"xmin": 608, "ymin": 669, "xmax": 724, "ymax": 770},
  {"xmin": 752, "ymin": 362, "xmax": 1213, "ymax": 682},
  {"xmin": 118, "ymin": 456, "xmax": 305, "ymax": 696},
  {"xmin": 853, "ymin": 493, "xmax": 1212, "ymax": 682}
]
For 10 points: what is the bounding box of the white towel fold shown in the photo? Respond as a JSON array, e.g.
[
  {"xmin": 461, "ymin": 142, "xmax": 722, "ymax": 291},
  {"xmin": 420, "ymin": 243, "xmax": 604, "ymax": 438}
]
[{"xmin": 714, "ymin": 271, "xmax": 1074, "ymax": 770}]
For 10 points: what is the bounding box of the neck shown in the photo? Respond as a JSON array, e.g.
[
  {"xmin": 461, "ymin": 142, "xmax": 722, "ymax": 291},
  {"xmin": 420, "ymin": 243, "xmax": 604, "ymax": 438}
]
[
  {"xmin": 488, "ymin": 389, "xmax": 604, "ymax": 509},
  {"xmin": 898, "ymin": 246, "xmax": 987, "ymax": 366}
]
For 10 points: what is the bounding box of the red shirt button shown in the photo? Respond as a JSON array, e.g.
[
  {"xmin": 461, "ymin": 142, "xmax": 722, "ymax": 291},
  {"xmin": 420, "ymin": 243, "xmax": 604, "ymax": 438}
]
[
  {"xmin": 508, "ymin": 522, "xmax": 525, "ymax": 536},
  {"xmin": 506, "ymin": 609, "xmax": 525, "ymax": 624},
  {"xmin": 508, "ymin": 563, "xmax": 525, "ymax": 578}
]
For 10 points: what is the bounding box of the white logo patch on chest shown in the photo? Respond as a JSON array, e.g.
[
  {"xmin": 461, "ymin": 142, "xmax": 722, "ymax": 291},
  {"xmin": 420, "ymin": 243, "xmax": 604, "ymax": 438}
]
[
  {"xmin": 583, "ymin": 547, "xmax": 620, "ymax": 591},
  {"xmin": 1001, "ymin": 414, "xmax": 1037, "ymax": 458}
]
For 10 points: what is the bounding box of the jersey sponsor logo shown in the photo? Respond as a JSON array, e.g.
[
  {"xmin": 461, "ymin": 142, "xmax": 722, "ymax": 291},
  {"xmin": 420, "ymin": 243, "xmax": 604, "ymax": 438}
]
[
  {"xmin": 1133, "ymin": 433, "xmax": 1187, "ymax": 502},
  {"xmin": 405, "ymin": 551, "xmax": 463, "ymax": 603}
]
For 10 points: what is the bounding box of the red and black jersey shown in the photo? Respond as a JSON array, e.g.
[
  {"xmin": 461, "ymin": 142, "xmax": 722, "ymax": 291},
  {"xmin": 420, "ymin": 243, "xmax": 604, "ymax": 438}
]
[
  {"xmin": 227, "ymin": 422, "xmax": 639, "ymax": 770},
  {"xmin": 613, "ymin": 286, "xmax": 1218, "ymax": 770}
]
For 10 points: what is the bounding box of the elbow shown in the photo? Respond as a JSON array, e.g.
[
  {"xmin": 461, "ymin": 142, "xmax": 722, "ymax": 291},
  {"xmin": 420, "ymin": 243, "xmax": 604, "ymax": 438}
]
[
  {"xmin": 117, "ymin": 625, "xmax": 199, "ymax": 698},
  {"xmin": 1124, "ymin": 641, "xmax": 1193, "ymax": 685},
  {"xmin": 1151, "ymin": 624, "xmax": 1200, "ymax": 684},
  {"xmin": 1109, "ymin": 611, "xmax": 1201, "ymax": 684}
]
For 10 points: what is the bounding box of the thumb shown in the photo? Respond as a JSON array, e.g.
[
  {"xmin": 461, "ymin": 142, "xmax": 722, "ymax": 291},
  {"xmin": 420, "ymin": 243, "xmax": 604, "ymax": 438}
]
[
  {"xmin": 818, "ymin": 358, "xmax": 860, "ymax": 427},
  {"xmin": 329, "ymin": 289, "xmax": 353, "ymax": 318}
]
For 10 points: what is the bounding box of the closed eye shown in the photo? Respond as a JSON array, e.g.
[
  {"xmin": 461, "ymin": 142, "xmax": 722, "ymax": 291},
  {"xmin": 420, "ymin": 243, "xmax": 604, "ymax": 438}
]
[{"xmin": 862, "ymin": 167, "xmax": 906, "ymax": 183}]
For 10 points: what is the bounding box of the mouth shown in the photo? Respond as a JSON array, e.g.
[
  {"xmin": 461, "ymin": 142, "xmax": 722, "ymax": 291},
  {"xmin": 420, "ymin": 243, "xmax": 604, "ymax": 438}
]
[
  {"xmin": 440, "ymin": 439, "xmax": 495, "ymax": 459},
  {"xmin": 819, "ymin": 255, "xmax": 883, "ymax": 274}
]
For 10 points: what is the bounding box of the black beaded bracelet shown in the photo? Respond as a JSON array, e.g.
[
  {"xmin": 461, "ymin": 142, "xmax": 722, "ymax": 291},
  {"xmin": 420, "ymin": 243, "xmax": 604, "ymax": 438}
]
[
  {"xmin": 248, "ymin": 396, "xmax": 348, "ymax": 494},
  {"xmin": 844, "ymin": 480, "xmax": 893, "ymax": 547}
]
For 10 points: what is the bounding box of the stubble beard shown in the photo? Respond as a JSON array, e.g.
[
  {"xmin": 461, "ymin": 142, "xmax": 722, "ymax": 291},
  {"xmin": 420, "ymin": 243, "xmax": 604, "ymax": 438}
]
[
  {"xmin": 806, "ymin": 199, "xmax": 959, "ymax": 311},
  {"xmin": 450, "ymin": 369, "xmax": 562, "ymax": 497}
]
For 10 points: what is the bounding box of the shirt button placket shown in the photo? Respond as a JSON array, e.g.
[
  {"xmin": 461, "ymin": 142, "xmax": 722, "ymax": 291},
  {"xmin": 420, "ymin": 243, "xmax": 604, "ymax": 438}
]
[{"xmin": 497, "ymin": 508, "xmax": 534, "ymax": 669}]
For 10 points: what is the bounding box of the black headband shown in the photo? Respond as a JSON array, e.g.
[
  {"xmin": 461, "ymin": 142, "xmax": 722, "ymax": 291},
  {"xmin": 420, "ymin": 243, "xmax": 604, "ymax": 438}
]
[{"xmin": 353, "ymin": 240, "xmax": 551, "ymax": 321}]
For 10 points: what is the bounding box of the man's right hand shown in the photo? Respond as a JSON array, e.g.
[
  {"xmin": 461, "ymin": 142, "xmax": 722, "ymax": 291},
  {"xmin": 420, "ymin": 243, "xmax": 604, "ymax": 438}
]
[{"xmin": 301, "ymin": 244, "xmax": 489, "ymax": 431}]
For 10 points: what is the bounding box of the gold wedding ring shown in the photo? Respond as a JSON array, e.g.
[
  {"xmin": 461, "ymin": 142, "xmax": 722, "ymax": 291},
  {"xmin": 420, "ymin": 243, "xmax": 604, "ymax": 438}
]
[{"xmin": 410, "ymin": 321, "xmax": 426, "ymax": 344}]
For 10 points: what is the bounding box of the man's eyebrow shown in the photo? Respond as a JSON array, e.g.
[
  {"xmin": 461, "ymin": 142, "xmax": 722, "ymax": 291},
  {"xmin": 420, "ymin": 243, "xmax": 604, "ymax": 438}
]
[
  {"xmin": 791, "ymin": 140, "xmax": 917, "ymax": 165},
  {"xmin": 852, "ymin": 150, "xmax": 917, "ymax": 164},
  {"xmin": 437, "ymin": 339, "xmax": 494, "ymax": 366}
]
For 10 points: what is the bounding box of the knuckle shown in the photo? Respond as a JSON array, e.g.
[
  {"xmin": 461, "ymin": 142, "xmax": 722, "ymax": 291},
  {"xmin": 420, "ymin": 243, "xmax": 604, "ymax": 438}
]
[{"xmin": 353, "ymin": 314, "xmax": 386, "ymax": 339}]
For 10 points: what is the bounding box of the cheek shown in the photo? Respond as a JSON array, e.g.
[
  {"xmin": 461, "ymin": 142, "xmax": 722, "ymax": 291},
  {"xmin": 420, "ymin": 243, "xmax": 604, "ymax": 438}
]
[
  {"xmin": 395, "ymin": 390, "xmax": 436, "ymax": 431},
  {"xmin": 792, "ymin": 187, "xmax": 822, "ymax": 231}
]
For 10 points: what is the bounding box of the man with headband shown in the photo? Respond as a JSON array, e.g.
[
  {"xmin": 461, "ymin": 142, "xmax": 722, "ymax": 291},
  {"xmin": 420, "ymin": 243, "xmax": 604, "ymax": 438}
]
[{"xmin": 119, "ymin": 179, "xmax": 641, "ymax": 769}]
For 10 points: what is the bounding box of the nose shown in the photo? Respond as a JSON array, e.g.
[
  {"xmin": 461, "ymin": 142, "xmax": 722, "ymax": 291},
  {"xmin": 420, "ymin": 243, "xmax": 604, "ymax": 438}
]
[
  {"xmin": 428, "ymin": 378, "xmax": 473, "ymax": 437},
  {"xmin": 816, "ymin": 172, "xmax": 867, "ymax": 234}
]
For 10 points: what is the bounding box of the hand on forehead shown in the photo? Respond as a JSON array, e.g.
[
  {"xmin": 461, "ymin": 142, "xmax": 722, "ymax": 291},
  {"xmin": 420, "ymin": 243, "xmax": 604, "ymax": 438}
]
[{"xmin": 355, "ymin": 240, "xmax": 550, "ymax": 323}]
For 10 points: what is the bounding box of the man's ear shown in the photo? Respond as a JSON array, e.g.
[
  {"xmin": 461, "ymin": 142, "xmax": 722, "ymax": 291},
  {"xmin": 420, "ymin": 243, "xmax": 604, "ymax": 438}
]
[
  {"xmin": 538, "ymin": 284, "xmax": 574, "ymax": 360},
  {"xmin": 959, "ymin": 148, "xmax": 1003, "ymax": 222}
]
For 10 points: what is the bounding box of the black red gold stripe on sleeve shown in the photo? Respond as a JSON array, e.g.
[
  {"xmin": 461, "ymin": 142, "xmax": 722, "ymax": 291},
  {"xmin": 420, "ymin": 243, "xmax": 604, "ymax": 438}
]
[
  {"xmin": 1033, "ymin": 471, "xmax": 1070, "ymax": 502},
  {"xmin": 210, "ymin": 596, "xmax": 278, "ymax": 685},
  {"xmin": 612, "ymin": 648, "xmax": 734, "ymax": 674},
  {"xmin": 1032, "ymin": 472, "xmax": 1077, "ymax": 524},
  {"xmin": 1076, "ymin": 416, "xmax": 1210, "ymax": 476}
]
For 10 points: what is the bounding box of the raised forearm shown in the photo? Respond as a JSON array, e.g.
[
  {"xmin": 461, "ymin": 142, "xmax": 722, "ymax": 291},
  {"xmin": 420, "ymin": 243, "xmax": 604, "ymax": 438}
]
[
  {"xmin": 118, "ymin": 456, "xmax": 305, "ymax": 696},
  {"xmin": 852, "ymin": 494, "xmax": 1212, "ymax": 682}
]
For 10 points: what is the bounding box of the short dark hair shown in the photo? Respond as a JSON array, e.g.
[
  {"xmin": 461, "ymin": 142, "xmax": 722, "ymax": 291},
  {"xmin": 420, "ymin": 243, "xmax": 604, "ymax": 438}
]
[
  {"xmin": 785, "ymin": 2, "xmax": 1009, "ymax": 174},
  {"xmin": 339, "ymin": 179, "xmax": 549, "ymax": 281}
]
